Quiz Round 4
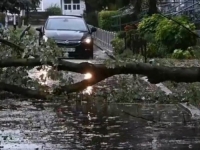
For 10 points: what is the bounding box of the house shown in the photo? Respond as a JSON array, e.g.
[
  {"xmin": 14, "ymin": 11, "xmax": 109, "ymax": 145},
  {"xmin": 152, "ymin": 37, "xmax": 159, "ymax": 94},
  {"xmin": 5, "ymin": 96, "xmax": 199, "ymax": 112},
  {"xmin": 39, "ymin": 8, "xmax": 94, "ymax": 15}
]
[{"xmin": 37, "ymin": 0, "xmax": 86, "ymax": 15}]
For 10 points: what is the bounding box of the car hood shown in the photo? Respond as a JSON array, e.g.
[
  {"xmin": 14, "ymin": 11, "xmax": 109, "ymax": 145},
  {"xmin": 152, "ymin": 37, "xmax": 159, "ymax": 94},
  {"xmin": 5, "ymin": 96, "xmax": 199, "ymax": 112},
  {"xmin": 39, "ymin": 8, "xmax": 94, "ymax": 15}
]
[{"xmin": 44, "ymin": 30, "xmax": 88, "ymax": 41}]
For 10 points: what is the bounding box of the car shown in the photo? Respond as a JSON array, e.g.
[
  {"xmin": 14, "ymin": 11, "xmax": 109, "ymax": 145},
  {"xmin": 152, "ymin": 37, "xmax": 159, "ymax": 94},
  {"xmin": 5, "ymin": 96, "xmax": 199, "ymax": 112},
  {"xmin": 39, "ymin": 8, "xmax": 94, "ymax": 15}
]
[{"xmin": 35, "ymin": 15, "xmax": 97, "ymax": 59}]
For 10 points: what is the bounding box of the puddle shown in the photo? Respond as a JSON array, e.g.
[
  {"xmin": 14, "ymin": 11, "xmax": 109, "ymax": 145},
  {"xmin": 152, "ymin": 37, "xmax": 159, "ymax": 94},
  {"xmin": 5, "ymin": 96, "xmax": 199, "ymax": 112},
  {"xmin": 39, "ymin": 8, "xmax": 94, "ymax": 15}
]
[{"xmin": 0, "ymin": 100, "xmax": 199, "ymax": 149}]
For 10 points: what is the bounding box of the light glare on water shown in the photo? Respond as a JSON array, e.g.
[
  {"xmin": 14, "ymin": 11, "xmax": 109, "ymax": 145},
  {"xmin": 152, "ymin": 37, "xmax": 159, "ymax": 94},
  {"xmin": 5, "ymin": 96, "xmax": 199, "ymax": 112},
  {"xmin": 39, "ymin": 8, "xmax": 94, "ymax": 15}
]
[
  {"xmin": 83, "ymin": 86, "xmax": 93, "ymax": 95},
  {"xmin": 83, "ymin": 73, "xmax": 93, "ymax": 95}
]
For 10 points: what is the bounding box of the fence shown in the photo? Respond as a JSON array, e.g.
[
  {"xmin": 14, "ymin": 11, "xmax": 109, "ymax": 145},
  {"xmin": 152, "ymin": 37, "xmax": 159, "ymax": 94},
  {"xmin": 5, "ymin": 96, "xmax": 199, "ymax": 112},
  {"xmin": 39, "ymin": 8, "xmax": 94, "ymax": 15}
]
[{"xmin": 88, "ymin": 25, "xmax": 117, "ymax": 51}]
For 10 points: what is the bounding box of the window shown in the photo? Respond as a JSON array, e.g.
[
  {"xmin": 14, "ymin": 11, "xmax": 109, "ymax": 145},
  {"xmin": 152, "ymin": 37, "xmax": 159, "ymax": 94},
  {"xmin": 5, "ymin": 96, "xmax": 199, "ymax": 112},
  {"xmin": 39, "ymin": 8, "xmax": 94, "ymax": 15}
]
[
  {"xmin": 73, "ymin": 0, "xmax": 80, "ymax": 3},
  {"xmin": 72, "ymin": 0, "xmax": 80, "ymax": 10},
  {"xmin": 64, "ymin": 5, "xmax": 71, "ymax": 10},
  {"xmin": 64, "ymin": 0, "xmax": 80, "ymax": 10},
  {"xmin": 64, "ymin": 0, "xmax": 71, "ymax": 4},
  {"xmin": 46, "ymin": 18, "xmax": 87, "ymax": 31}
]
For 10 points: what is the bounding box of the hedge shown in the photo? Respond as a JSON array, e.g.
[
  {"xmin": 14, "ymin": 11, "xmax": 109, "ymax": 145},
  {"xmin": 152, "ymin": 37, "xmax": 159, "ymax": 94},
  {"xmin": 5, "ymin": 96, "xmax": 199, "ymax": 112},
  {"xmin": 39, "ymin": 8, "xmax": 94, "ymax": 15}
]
[{"xmin": 98, "ymin": 10, "xmax": 118, "ymax": 31}]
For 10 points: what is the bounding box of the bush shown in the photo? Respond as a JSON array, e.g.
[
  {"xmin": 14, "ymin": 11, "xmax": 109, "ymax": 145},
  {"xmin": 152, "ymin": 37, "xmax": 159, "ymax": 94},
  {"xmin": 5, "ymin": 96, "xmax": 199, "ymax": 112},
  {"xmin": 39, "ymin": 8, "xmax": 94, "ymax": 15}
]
[
  {"xmin": 137, "ymin": 14, "xmax": 163, "ymax": 38},
  {"xmin": 0, "ymin": 13, "xmax": 5, "ymax": 25},
  {"xmin": 138, "ymin": 14, "xmax": 197, "ymax": 57},
  {"xmin": 147, "ymin": 42, "xmax": 168, "ymax": 58},
  {"xmin": 156, "ymin": 16, "xmax": 197, "ymax": 52},
  {"xmin": 117, "ymin": 31, "xmax": 126, "ymax": 38},
  {"xmin": 111, "ymin": 37, "xmax": 125, "ymax": 54},
  {"xmin": 98, "ymin": 11, "xmax": 119, "ymax": 30},
  {"xmin": 172, "ymin": 49, "xmax": 195, "ymax": 59},
  {"xmin": 137, "ymin": 14, "xmax": 165, "ymax": 58},
  {"xmin": 46, "ymin": 5, "xmax": 62, "ymax": 16}
]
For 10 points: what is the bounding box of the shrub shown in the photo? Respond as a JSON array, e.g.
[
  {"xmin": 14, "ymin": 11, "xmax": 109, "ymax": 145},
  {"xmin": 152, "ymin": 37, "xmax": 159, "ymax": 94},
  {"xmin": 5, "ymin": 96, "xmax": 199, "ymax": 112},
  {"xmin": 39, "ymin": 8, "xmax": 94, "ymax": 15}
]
[
  {"xmin": 172, "ymin": 48, "xmax": 195, "ymax": 59},
  {"xmin": 46, "ymin": 5, "xmax": 62, "ymax": 16},
  {"xmin": 0, "ymin": 13, "xmax": 5, "ymax": 24},
  {"xmin": 155, "ymin": 16, "xmax": 197, "ymax": 52},
  {"xmin": 98, "ymin": 11, "xmax": 119, "ymax": 30},
  {"xmin": 117, "ymin": 31, "xmax": 126, "ymax": 38},
  {"xmin": 111, "ymin": 37, "xmax": 125, "ymax": 54},
  {"xmin": 147, "ymin": 42, "xmax": 168, "ymax": 58},
  {"xmin": 137, "ymin": 14, "xmax": 164, "ymax": 38},
  {"xmin": 138, "ymin": 14, "xmax": 197, "ymax": 57},
  {"xmin": 137, "ymin": 14, "xmax": 165, "ymax": 57}
]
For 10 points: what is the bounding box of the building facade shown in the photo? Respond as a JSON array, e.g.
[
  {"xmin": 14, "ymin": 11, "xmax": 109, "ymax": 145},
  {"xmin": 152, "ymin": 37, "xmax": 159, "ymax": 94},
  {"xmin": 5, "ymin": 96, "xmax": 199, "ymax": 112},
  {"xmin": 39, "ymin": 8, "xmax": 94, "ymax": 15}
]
[{"xmin": 37, "ymin": 0, "xmax": 86, "ymax": 15}]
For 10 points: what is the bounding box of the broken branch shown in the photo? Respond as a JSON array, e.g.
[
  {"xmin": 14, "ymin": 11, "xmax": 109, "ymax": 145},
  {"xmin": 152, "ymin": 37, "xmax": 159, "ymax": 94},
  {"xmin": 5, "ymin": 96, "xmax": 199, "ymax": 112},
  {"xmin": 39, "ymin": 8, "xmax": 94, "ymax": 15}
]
[
  {"xmin": 0, "ymin": 38, "xmax": 24, "ymax": 51},
  {"xmin": 0, "ymin": 82, "xmax": 48, "ymax": 99},
  {"xmin": 0, "ymin": 58, "xmax": 200, "ymax": 96}
]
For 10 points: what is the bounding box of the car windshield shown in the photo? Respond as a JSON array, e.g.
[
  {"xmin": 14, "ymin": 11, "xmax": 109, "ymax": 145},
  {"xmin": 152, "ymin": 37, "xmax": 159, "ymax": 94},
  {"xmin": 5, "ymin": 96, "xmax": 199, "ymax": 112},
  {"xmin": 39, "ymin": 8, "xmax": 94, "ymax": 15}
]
[{"xmin": 45, "ymin": 18, "xmax": 87, "ymax": 31}]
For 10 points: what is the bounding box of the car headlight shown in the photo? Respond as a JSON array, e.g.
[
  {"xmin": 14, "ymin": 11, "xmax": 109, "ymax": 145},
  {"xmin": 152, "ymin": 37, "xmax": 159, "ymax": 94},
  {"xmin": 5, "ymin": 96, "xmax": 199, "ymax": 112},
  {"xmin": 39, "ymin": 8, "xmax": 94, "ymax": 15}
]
[{"xmin": 83, "ymin": 37, "xmax": 92, "ymax": 44}]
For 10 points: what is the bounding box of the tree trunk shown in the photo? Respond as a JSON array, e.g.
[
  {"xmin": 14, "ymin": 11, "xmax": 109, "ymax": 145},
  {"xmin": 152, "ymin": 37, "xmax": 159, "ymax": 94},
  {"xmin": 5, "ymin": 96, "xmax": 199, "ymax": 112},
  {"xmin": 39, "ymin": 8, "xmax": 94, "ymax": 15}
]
[{"xmin": 148, "ymin": 0, "xmax": 158, "ymax": 15}]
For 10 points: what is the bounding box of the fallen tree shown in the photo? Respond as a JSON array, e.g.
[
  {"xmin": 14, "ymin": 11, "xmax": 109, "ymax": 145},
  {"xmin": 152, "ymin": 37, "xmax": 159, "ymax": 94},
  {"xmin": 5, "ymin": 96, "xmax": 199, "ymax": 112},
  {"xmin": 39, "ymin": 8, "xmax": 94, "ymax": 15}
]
[
  {"xmin": 0, "ymin": 58, "xmax": 200, "ymax": 99},
  {"xmin": 0, "ymin": 27, "xmax": 200, "ymax": 100}
]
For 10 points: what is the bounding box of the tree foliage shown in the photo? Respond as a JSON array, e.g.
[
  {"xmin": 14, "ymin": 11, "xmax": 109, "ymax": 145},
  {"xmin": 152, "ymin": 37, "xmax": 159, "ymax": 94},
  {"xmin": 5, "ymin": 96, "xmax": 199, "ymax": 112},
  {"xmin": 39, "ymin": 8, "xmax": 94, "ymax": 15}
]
[
  {"xmin": 0, "ymin": 0, "xmax": 41, "ymax": 13},
  {"xmin": 85, "ymin": 0, "xmax": 130, "ymax": 11},
  {"xmin": 45, "ymin": 5, "xmax": 62, "ymax": 16},
  {"xmin": 138, "ymin": 14, "xmax": 197, "ymax": 56},
  {"xmin": 155, "ymin": 16, "xmax": 196, "ymax": 51}
]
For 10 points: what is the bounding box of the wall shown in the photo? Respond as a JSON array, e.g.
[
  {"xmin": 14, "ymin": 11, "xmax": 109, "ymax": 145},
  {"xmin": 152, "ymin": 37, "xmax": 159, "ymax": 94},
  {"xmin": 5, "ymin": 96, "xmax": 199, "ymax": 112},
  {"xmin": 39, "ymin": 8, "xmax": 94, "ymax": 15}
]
[{"xmin": 37, "ymin": 0, "xmax": 61, "ymax": 12}]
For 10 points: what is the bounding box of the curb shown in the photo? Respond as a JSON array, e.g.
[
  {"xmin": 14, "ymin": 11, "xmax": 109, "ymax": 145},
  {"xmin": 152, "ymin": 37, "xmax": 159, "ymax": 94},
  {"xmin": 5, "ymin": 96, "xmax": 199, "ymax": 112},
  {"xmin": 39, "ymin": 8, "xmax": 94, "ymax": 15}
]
[
  {"xmin": 178, "ymin": 103, "xmax": 200, "ymax": 119},
  {"xmin": 140, "ymin": 76, "xmax": 172, "ymax": 95},
  {"xmin": 94, "ymin": 42, "xmax": 116, "ymax": 60}
]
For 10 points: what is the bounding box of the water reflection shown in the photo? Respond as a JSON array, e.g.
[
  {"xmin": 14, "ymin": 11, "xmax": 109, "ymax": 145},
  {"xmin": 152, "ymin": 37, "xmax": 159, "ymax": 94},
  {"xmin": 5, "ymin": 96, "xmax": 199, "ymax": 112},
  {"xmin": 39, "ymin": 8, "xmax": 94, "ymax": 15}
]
[
  {"xmin": 0, "ymin": 99, "xmax": 200, "ymax": 149},
  {"xmin": 28, "ymin": 67, "xmax": 94, "ymax": 94},
  {"xmin": 53, "ymin": 102, "xmax": 200, "ymax": 149},
  {"xmin": 83, "ymin": 86, "xmax": 93, "ymax": 95},
  {"xmin": 83, "ymin": 72, "xmax": 93, "ymax": 95},
  {"xmin": 28, "ymin": 66, "xmax": 59, "ymax": 87}
]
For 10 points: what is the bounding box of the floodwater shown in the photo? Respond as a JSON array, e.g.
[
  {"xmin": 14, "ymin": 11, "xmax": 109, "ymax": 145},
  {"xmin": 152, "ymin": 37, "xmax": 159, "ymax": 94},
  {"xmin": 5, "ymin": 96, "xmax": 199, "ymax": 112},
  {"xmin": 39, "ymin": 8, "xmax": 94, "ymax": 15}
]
[
  {"xmin": 0, "ymin": 98, "xmax": 199, "ymax": 150},
  {"xmin": 2, "ymin": 49, "xmax": 200, "ymax": 149},
  {"xmin": 3, "ymin": 61, "xmax": 199, "ymax": 150}
]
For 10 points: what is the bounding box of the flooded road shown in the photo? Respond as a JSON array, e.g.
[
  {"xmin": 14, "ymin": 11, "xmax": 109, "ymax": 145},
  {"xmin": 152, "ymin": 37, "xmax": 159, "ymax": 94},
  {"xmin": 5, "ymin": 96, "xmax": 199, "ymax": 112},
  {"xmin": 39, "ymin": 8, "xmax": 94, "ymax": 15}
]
[
  {"xmin": 0, "ymin": 99, "xmax": 199, "ymax": 150},
  {"xmin": 1, "ymin": 28, "xmax": 200, "ymax": 149}
]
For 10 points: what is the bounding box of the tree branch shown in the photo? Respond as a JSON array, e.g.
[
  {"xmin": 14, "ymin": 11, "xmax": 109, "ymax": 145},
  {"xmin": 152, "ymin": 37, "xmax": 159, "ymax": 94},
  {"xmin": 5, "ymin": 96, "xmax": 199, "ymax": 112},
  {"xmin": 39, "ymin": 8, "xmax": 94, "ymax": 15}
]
[
  {"xmin": 0, "ymin": 58, "xmax": 200, "ymax": 96},
  {"xmin": 20, "ymin": 24, "xmax": 31, "ymax": 40},
  {"xmin": 0, "ymin": 38, "xmax": 24, "ymax": 51},
  {"xmin": 0, "ymin": 82, "xmax": 48, "ymax": 99},
  {"xmin": 0, "ymin": 58, "xmax": 200, "ymax": 83}
]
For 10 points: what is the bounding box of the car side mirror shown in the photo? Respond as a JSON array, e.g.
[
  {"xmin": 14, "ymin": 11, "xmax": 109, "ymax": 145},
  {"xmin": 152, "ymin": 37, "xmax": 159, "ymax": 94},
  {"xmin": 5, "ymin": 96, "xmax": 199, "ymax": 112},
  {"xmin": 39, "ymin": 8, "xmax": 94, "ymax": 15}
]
[{"xmin": 91, "ymin": 27, "xmax": 97, "ymax": 33}]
